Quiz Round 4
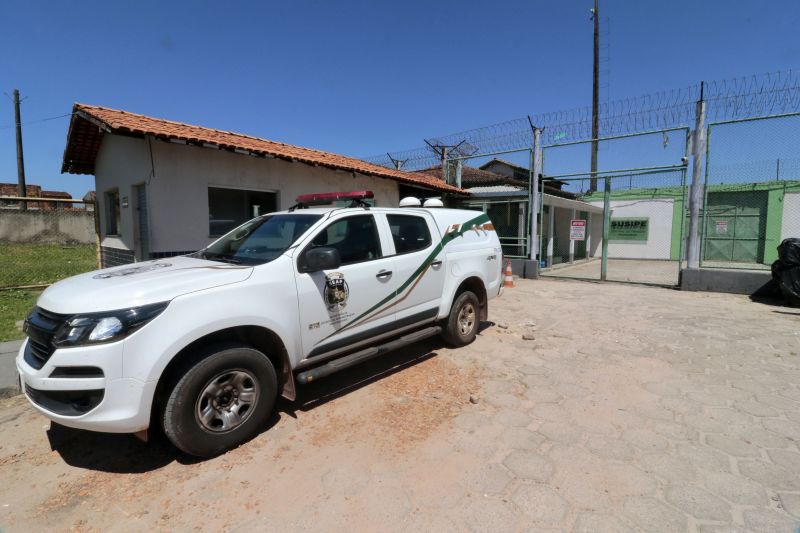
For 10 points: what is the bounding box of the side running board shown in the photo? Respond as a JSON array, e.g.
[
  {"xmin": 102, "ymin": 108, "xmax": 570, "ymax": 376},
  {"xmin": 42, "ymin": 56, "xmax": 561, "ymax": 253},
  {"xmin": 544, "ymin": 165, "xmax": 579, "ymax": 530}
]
[{"xmin": 296, "ymin": 326, "xmax": 442, "ymax": 384}]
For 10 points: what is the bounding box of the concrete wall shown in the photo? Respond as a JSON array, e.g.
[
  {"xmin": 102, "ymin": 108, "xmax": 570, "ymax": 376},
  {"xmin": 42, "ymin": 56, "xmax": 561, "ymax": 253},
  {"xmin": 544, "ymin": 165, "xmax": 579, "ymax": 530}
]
[
  {"xmin": 95, "ymin": 135, "xmax": 401, "ymax": 255},
  {"xmin": 781, "ymin": 192, "xmax": 800, "ymax": 241},
  {"xmin": 0, "ymin": 209, "xmax": 94, "ymax": 244},
  {"xmin": 589, "ymin": 198, "xmax": 674, "ymax": 260}
]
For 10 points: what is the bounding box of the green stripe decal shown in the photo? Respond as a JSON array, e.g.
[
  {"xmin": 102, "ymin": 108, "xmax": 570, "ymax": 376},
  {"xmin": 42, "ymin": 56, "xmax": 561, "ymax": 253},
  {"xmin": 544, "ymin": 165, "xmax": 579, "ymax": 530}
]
[{"xmin": 320, "ymin": 212, "xmax": 491, "ymax": 341}]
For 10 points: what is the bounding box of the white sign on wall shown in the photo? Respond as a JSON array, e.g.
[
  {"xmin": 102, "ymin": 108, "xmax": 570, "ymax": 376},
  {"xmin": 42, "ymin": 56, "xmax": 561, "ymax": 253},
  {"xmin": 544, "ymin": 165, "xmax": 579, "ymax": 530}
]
[{"xmin": 570, "ymin": 219, "xmax": 586, "ymax": 241}]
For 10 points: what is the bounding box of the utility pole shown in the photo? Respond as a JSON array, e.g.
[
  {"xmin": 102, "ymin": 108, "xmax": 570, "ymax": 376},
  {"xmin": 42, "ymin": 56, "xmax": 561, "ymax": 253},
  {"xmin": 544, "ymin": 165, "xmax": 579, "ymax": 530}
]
[
  {"xmin": 13, "ymin": 89, "xmax": 28, "ymax": 210},
  {"xmin": 590, "ymin": 0, "xmax": 600, "ymax": 193},
  {"xmin": 686, "ymin": 82, "xmax": 707, "ymax": 269}
]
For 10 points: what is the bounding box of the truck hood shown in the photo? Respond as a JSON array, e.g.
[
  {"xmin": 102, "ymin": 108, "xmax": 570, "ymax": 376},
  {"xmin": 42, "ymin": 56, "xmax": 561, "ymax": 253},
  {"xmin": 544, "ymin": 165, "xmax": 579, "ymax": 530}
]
[{"xmin": 38, "ymin": 256, "xmax": 253, "ymax": 314}]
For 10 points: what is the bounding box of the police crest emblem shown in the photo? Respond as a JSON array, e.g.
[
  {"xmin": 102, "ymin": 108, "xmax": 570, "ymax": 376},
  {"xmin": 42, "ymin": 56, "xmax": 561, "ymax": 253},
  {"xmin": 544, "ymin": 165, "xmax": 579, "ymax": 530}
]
[{"xmin": 324, "ymin": 272, "xmax": 349, "ymax": 311}]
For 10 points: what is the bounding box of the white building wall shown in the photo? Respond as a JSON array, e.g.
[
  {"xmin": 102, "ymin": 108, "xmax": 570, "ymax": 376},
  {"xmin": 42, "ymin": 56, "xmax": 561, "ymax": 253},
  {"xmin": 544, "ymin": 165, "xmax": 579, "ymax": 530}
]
[
  {"xmin": 589, "ymin": 198, "xmax": 674, "ymax": 260},
  {"xmin": 781, "ymin": 192, "xmax": 800, "ymax": 240},
  {"xmin": 95, "ymin": 136, "xmax": 400, "ymax": 254},
  {"xmin": 94, "ymin": 135, "xmax": 152, "ymax": 253}
]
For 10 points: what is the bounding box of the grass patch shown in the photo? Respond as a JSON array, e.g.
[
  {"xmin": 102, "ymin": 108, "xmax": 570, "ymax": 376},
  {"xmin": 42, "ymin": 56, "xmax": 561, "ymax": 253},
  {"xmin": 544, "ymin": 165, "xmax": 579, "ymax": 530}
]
[
  {"xmin": 0, "ymin": 290, "xmax": 40, "ymax": 341},
  {"xmin": 0, "ymin": 243, "xmax": 97, "ymax": 288}
]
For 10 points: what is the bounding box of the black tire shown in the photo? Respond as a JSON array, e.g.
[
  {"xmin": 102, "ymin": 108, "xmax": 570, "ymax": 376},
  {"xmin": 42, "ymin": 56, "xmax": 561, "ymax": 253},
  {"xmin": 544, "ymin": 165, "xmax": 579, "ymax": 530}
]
[
  {"xmin": 162, "ymin": 342, "xmax": 277, "ymax": 457},
  {"xmin": 442, "ymin": 290, "xmax": 480, "ymax": 347}
]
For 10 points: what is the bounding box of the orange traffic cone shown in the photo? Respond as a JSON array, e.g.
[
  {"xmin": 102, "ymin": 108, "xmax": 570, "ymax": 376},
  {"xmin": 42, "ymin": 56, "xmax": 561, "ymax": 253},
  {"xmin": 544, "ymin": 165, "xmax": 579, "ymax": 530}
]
[{"xmin": 504, "ymin": 261, "xmax": 514, "ymax": 288}]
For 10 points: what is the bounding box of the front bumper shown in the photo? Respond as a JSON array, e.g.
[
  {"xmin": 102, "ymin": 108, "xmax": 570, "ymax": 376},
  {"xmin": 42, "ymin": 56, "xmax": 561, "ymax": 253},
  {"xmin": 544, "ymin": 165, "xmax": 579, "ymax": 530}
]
[{"xmin": 16, "ymin": 339, "xmax": 155, "ymax": 433}]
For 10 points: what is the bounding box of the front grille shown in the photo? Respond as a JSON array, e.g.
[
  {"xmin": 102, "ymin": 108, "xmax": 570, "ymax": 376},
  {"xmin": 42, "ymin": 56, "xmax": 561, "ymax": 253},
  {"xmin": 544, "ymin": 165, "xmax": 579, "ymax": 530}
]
[{"xmin": 23, "ymin": 307, "xmax": 69, "ymax": 370}]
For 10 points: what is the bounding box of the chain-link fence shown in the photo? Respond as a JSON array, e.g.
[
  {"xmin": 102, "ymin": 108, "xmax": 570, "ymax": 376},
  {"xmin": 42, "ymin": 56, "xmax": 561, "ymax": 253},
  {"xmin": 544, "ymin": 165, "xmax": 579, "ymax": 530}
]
[
  {"xmin": 537, "ymin": 168, "xmax": 687, "ymax": 286},
  {"xmin": 0, "ymin": 198, "xmax": 99, "ymax": 289},
  {"xmin": 700, "ymin": 113, "xmax": 800, "ymax": 270}
]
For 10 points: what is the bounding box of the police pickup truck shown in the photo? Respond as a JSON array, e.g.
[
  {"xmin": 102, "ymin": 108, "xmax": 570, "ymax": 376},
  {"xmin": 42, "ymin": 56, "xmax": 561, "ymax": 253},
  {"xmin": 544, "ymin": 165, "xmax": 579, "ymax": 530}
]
[{"xmin": 17, "ymin": 191, "xmax": 502, "ymax": 457}]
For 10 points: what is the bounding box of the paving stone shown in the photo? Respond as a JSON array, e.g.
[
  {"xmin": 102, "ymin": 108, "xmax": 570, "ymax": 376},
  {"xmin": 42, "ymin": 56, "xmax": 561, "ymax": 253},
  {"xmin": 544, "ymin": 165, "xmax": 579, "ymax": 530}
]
[
  {"xmin": 454, "ymin": 412, "xmax": 494, "ymax": 432},
  {"xmin": 519, "ymin": 364, "xmax": 550, "ymax": 376},
  {"xmin": 572, "ymin": 512, "xmax": 633, "ymax": 533},
  {"xmin": 523, "ymin": 375, "xmax": 554, "ymax": 389},
  {"xmin": 677, "ymin": 444, "xmax": 732, "ymax": 473},
  {"xmin": 653, "ymin": 421, "xmax": 699, "ymax": 441},
  {"xmin": 702, "ymin": 472, "xmax": 768, "ymax": 506},
  {"xmin": 665, "ymin": 485, "xmax": 731, "ymax": 522},
  {"xmin": 529, "ymin": 403, "xmax": 569, "ymax": 422},
  {"xmin": 502, "ymin": 451, "xmax": 555, "ymax": 482},
  {"xmin": 484, "ymin": 379, "xmax": 517, "ymax": 395},
  {"xmin": 523, "ymin": 387, "xmax": 563, "ymax": 403},
  {"xmin": 762, "ymin": 418, "xmax": 800, "ymax": 441},
  {"xmin": 467, "ymin": 462, "xmax": 514, "ymax": 495},
  {"xmin": 585, "ymin": 436, "xmax": 635, "ymax": 461},
  {"xmin": 511, "ymin": 485, "xmax": 568, "ymax": 525},
  {"xmin": 463, "ymin": 497, "xmax": 522, "ymax": 533},
  {"xmin": 634, "ymin": 402, "xmax": 676, "ymax": 422},
  {"xmin": 729, "ymin": 425, "xmax": 794, "ymax": 449},
  {"xmin": 778, "ymin": 386, "xmax": 800, "ymax": 402},
  {"xmin": 536, "ymin": 421, "xmax": 582, "ymax": 444},
  {"xmin": 500, "ymin": 427, "xmax": 546, "ymax": 451},
  {"xmin": 738, "ymin": 460, "xmax": 800, "ymax": 491},
  {"xmin": 622, "ymin": 496, "xmax": 688, "ymax": 533},
  {"xmin": 767, "ymin": 449, "xmax": 800, "ymax": 471},
  {"xmin": 622, "ymin": 428, "xmax": 669, "ymax": 451},
  {"xmin": 703, "ymin": 407, "xmax": 754, "ymax": 427},
  {"xmin": 485, "ymin": 392, "xmax": 522, "ymax": 409},
  {"xmin": 730, "ymin": 379, "xmax": 774, "ymax": 395},
  {"xmin": 755, "ymin": 393, "xmax": 799, "ymax": 411},
  {"xmin": 779, "ymin": 492, "xmax": 800, "ymax": 519},
  {"xmin": 705, "ymin": 434, "xmax": 761, "ymax": 458},
  {"xmin": 682, "ymin": 413, "xmax": 729, "ymax": 433},
  {"xmin": 660, "ymin": 397, "xmax": 700, "ymax": 415},
  {"xmin": 639, "ymin": 453, "xmax": 696, "ymax": 483},
  {"xmin": 557, "ymin": 383, "xmax": 590, "ymax": 398},
  {"xmin": 495, "ymin": 409, "xmax": 533, "ymax": 428},
  {"xmin": 686, "ymin": 390, "xmax": 730, "ymax": 407},
  {"xmin": 742, "ymin": 508, "xmax": 799, "ymax": 533},
  {"xmin": 732, "ymin": 399, "xmax": 779, "ymax": 418}
]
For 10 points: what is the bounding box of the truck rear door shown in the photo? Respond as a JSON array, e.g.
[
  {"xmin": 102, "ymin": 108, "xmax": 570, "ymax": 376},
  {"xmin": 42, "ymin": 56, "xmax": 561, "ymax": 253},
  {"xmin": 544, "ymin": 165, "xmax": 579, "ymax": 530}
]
[{"xmin": 382, "ymin": 212, "xmax": 446, "ymax": 325}]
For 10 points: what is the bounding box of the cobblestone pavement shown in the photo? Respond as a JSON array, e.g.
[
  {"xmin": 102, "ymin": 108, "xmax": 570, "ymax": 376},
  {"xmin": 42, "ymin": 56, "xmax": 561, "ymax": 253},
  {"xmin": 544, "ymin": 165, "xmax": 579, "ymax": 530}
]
[{"xmin": 1, "ymin": 279, "xmax": 799, "ymax": 532}]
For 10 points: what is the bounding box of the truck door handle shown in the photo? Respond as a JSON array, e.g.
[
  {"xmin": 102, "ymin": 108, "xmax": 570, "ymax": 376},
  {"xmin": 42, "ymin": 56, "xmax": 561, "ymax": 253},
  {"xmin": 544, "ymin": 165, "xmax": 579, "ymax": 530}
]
[
  {"xmin": 431, "ymin": 260, "xmax": 443, "ymax": 267},
  {"xmin": 376, "ymin": 270, "xmax": 393, "ymax": 279}
]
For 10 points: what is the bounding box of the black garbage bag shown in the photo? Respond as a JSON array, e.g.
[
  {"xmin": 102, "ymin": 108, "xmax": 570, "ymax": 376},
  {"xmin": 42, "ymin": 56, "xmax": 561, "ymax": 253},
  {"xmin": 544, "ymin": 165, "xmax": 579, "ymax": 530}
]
[{"xmin": 773, "ymin": 238, "xmax": 800, "ymax": 306}]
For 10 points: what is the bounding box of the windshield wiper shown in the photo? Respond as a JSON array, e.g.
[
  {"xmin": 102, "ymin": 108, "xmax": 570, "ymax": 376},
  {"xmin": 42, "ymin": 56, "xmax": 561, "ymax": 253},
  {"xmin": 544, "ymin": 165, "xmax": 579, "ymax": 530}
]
[{"xmin": 199, "ymin": 251, "xmax": 243, "ymax": 265}]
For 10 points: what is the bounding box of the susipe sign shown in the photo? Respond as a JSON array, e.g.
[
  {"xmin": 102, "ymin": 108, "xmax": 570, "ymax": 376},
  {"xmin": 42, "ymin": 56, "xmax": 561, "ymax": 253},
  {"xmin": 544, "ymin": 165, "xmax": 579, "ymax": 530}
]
[{"xmin": 570, "ymin": 219, "xmax": 587, "ymax": 241}]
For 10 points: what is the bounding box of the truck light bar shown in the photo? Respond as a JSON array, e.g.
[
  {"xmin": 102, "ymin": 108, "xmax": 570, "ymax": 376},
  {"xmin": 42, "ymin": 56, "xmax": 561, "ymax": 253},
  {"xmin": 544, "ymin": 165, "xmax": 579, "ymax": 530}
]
[{"xmin": 295, "ymin": 190, "xmax": 374, "ymax": 206}]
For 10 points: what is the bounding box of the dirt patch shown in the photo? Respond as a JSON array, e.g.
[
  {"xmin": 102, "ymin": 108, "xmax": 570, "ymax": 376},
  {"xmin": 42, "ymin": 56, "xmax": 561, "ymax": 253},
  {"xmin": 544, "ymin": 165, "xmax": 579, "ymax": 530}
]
[{"xmin": 309, "ymin": 356, "xmax": 479, "ymax": 452}]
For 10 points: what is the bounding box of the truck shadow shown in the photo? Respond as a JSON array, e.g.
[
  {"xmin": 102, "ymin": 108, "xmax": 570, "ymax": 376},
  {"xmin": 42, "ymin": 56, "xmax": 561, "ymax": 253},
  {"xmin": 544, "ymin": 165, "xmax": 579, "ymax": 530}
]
[{"xmin": 44, "ymin": 322, "xmax": 492, "ymax": 473}]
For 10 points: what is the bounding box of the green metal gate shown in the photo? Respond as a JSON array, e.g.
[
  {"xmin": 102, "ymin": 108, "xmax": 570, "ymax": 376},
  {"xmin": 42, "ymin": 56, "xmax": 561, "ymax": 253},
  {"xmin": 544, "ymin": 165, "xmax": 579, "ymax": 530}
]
[{"xmin": 702, "ymin": 191, "xmax": 767, "ymax": 265}]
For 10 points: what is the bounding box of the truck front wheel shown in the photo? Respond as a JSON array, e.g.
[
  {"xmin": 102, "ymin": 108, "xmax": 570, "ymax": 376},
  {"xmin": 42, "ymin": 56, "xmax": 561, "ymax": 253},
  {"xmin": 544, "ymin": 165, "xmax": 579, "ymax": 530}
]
[
  {"xmin": 442, "ymin": 290, "xmax": 480, "ymax": 347},
  {"xmin": 162, "ymin": 343, "xmax": 277, "ymax": 457}
]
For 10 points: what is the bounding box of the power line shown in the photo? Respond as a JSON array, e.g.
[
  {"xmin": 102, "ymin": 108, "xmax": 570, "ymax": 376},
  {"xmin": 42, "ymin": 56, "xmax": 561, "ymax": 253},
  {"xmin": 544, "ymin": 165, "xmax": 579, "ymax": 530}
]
[{"xmin": 0, "ymin": 112, "xmax": 73, "ymax": 131}]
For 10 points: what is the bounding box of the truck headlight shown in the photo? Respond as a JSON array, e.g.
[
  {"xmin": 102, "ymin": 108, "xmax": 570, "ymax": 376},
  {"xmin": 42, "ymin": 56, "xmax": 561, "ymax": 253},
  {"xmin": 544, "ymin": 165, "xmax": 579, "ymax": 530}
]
[{"xmin": 52, "ymin": 302, "xmax": 169, "ymax": 347}]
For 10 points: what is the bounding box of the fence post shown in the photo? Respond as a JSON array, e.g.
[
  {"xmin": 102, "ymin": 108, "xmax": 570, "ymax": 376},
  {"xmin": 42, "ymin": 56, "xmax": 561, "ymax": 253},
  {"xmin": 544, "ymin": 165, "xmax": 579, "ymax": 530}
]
[
  {"xmin": 686, "ymin": 83, "xmax": 707, "ymax": 269},
  {"xmin": 529, "ymin": 127, "xmax": 542, "ymax": 263},
  {"xmin": 601, "ymin": 176, "xmax": 611, "ymax": 280}
]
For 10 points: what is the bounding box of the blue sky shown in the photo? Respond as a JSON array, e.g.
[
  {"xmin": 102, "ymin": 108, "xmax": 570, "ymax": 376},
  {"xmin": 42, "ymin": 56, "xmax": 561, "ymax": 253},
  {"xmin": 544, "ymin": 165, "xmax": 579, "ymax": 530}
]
[{"xmin": 1, "ymin": 0, "xmax": 799, "ymax": 199}]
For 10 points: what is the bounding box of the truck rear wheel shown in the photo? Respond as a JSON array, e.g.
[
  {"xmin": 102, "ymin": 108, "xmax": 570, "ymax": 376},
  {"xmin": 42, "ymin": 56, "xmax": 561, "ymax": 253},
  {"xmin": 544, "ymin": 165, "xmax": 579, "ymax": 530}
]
[
  {"xmin": 162, "ymin": 343, "xmax": 277, "ymax": 457},
  {"xmin": 442, "ymin": 290, "xmax": 480, "ymax": 347}
]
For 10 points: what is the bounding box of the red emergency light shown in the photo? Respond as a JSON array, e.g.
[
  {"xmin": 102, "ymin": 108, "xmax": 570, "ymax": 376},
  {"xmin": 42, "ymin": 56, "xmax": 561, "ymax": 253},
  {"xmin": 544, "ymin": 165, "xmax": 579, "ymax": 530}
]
[{"xmin": 295, "ymin": 190, "xmax": 374, "ymax": 206}]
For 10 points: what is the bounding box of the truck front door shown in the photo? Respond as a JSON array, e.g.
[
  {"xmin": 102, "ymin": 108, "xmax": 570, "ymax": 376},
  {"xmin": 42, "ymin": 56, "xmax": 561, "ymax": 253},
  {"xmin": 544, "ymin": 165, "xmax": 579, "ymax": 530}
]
[{"xmin": 294, "ymin": 213, "xmax": 399, "ymax": 361}]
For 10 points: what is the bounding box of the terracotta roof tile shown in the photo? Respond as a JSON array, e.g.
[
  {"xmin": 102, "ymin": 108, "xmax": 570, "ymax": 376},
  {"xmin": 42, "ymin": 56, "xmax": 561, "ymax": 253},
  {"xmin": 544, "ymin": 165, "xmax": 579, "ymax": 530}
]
[{"xmin": 62, "ymin": 104, "xmax": 465, "ymax": 195}]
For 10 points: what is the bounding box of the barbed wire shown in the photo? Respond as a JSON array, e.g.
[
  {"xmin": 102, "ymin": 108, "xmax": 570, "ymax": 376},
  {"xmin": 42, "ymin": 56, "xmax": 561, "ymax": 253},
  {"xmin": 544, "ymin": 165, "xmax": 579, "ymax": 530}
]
[{"xmin": 364, "ymin": 69, "xmax": 800, "ymax": 171}]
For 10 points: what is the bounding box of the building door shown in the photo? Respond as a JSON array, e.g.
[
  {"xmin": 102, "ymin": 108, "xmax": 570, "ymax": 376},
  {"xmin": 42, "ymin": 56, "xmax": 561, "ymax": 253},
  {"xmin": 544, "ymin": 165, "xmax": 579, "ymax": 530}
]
[
  {"xmin": 703, "ymin": 191, "xmax": 768, "ymax": 265},
  {"xmin": 133, "ymin": 184, "xmax": 150, "ymax": 261}
]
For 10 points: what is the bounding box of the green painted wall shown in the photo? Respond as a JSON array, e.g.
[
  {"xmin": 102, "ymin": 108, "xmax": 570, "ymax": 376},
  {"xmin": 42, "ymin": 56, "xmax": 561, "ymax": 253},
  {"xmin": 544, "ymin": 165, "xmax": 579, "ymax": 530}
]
[{"xmin": 582, "ymin": 180, "xmax": 800, "ymax": 265}]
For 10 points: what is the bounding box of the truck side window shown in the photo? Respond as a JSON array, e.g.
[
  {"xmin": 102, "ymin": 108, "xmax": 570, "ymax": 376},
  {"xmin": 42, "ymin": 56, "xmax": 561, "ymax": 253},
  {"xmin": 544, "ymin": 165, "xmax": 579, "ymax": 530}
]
[
  {"xmin": 310, "ymin": 215, "xmax": 382, "ymax": 265},
  {"xmin": 387, "ymin": 215, "xmax": 432, "ymax": 254}
]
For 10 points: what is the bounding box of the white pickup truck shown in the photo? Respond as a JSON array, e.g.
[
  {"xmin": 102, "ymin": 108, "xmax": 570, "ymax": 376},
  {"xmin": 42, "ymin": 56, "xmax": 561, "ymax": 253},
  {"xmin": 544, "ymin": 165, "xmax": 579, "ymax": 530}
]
[{"xmin": 17, "ymin": 191, "xmax": 502, "ymax": 457}]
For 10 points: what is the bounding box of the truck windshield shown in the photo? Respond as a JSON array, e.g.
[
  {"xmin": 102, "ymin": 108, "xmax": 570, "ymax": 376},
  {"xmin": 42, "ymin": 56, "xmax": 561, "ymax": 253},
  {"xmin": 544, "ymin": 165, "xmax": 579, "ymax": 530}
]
[{"xmin": 194, "ymin": 214, "xmax": 322, "ymax": 266}]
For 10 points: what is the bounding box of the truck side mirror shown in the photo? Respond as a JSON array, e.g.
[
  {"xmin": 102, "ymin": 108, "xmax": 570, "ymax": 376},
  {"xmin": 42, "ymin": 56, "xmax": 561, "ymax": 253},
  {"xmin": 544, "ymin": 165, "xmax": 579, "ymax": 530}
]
[{"xmin": 300, "ymin": 247, "xmax": 341, "ymax": 273}]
